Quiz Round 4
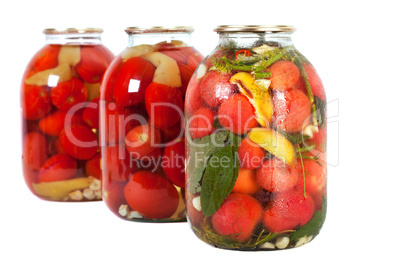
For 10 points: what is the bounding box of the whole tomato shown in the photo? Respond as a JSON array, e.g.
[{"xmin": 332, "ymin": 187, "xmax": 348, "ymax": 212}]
[
  {"xmin": 162, "ymin": 138, "xmax": 185, "ymax": 188},
  {"xmin": 124, "ymin": 171, "xmax": 179, "ymax": 219},
  {"xmin": 112, "ymin": 57, "xmax": 155, "ymax": 106},
  {"xmin": 144, "ymin": 82, "xmax": 183, "ymax": 129}
]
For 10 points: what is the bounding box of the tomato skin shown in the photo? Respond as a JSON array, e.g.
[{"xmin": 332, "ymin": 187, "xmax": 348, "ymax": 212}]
[
  {"xmin": 21, "ymin": 85, "xmax": 52, "ymax": 120},
  {"xmin": 104, "ymin": 181, "xmax": 128, "ymax": 212},
  {"xmin": 232, "ymin": 168, "xmax": 260, "ymax": 195},
  {"xmin": 296, "ymin": 153, "xmax": 327, "ymax": 209},
  {"xmin": 199, "ymin": 70, "xmax": 236, "ymax": 108},
  {"xmin": 178, "ymin": 63, "xmax": 194, "ymax": 98},
  {"xmin": 103, "ymin": 145, "xmax": 136, "ymax": 182},
  {"xmin": 75, "ymin": 47, "xmax": 110, "ymax": 83},
  {"xmin": 263, "ymin": 189, "xmax": 315, "ymax": 232},
  {"xmin": 82, "ymin": 98, "xmax": 100, "ymax": 129},
  {"xmin": 159, "ymin": 46, "xmax": 193, "ymax": 65},
  {"xmin": 39, "ymin": 110, "xmax": 83, "ymax": 136},
  {"xmin": 100, "ymin": 57, "xmax": 123, "ymax": 102},
  {"xmin": 211, "ymin": 193, "xmax": 262, "ymax": 242},
  {"xmin": 162, "ymin": 138, "xmax": 185, "ymax": 188},
  {"xmin": 256, "ymin": 158, "xmax": 300, "ymax": 193},
  {"xmin": 188, "ymin": 107, "xmax": 215, "ymax": 139},
  {"xmin": 113, "ymin": 57, "xmax": 155, "ymax": 106},
  {"xmin": 32, "ymin": 45, "xmax": 61, "ymax": 71},
  {"xmin": 159, "ymin": 120, "xmax": 183, "ymax": 144},
  {"xmin": 270, "ymin": 60, "xmax": 300, "ymax": 90},
  {"xmin": 272, "ymin": 89, "xmax": 312, "ymax": 133},
  {"xmin": 102, "ymin": 102, "xmax": 142, "ymax": 145},
  {"xmin": 237, "ymin": 138, "xmax": 265, "ymax": 169},
  {"xmin": 218, "ymin": 94, "xmax": 258, "ymax": 135},
  {"xmin": 124, "ymin": 171, "xmax": 179, "ymax": 219},
  {"xmin": 125, "ymin": 124, "xmax": 161, "ymax": 160},
  {"xmin": 59, "ymin": 124, "xmax": 98, "ymax": 160},
  {"xmin": 145, "ymin": 82, "xmax": 183, "ymax": 129},
  {"xmin": 85, "ymin": 153, "xmax": 102, "ymax": 179},
  {"xmin": 22, "ymin": 132, "xmax": 48, "ymax": 171},
  {"xmin": 38, "ymin": 154, "xmax": 77, "ymax": 182},
  {"xmin": 186, "ymin": 51, "xmax": 203, "ymax": 70},
  {"xmin": 50, "ymin": 78, "xmax": 88, "ymax": 111},
  {"xmin": 184, "ymin": 75, "xmax": 202, "ymax": 115}
]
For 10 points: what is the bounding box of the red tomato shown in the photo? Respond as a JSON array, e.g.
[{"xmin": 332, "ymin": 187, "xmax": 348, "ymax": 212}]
[
  {"xmin": 270, "ymin": 61, "xmax": 300, "ymax": 90},
  {"xmin": 296, "ymin": 155, "xmax": 327, "ymax": 197},
  {"xmin": 218, "ymin": 94, "xmax": 258, "ymax": 135},
  {"xmin": 199, "ymin": 70, "xmax": 236, "ymax": 108},
  {"xmin": 256, "ymin": 158, "xmax": 300, "ymax": 193},
  {"xmin": 211, "ymin": 193, "xmax": 262, "ymax": 242},
  {"xmin": 32, "ymin": 45, "xmax": 61, "ymax": 71},
  {"xmin": 38, "ymin": 154, "xmax": 77, "ymax": 182},
  {"xmin": 85, "ymin": 153, "xmax": 102, "ymax": 179},
  {"xmin": 125, "ymin": 124, "xmax": 161, "ymax": 159},
  {"xmin": 22, "ymin": 164, "xmax": 40, "ymax": 187},
  {"xmin": 59, "ymin": 124, "xmax": 98, "ymax": 160},
  {"xmin": 188, "ymin": 107, "xmax": 215, "ymax": 139},
  {"xmin": 186, "ymin": 51, "xmax": 204, "ymax": 70},
  {"xmin": 113, "ymin": 57, "xmax": 155, "ymax": 106},
  {"xmin": 75, "ymin": 46, "xmax": 110, "ymax": 83},
  {"xmin": 50, "ymin": 78, "xmax": 88, "ymax": 111},
  {"xmin": 272, "ymin": 89, "xmax": 312, "ymax": 133},
  {"xmin": 306, "ymin": 125, "xmax": 327, "ymax": 152},
  {"xmin": 144, "ymin": 82, "xmax": 183, "ymax": 129},
  {"xmin": 21, "ymin": 85, "xmax": 52, "ymax": 120},
  {"xmin": 103, "ymin": 145, "xmax": 137, "ymax": 182},
  {"xmin": 39, "ymin": 110, "xmax": 83, "ymax": 136},
  {"xmin": 162, "ymin": 138, "xmax": 185, "ymax": 188},
  {"xmin": 263, "ymin": 189, "xmax": 315, "ymax": 232},
  {"xmin": 184, "ymin": 76, "xmax": 202, "ymax": 114},
  {"xmin": 159, "ymin": 120, "xmax": 183, "ymax": 144},
  {"xmin": 237, "ymin": 138, "xmax": 265, "ymax": 169},
  {"xmin": 178, "ymin": 63, "xmax": 194, "ymax": 98},
  {"xmin": 100, "ymin": 57, "xmax": 123, "ymax": 101},
  {"xmin": 124, "ymin": 171, "xmax": 179, "ymax": 219},
  {"xmin": 94, "ymin": 45, "xmax": 115, "ymax": 63},
  {"xmin": 102, "ymin": 102, "xmax": 142, "ymax": 145},
  {"xmin": 104, "ymin": 181, "xmax": 128, "ymax": 213},
  {"xmin": 304, "ymin": 63, "xmax": 326, "ymax": 100},
  {"xmin": 22, "ymin": 132, "xmax": 48, "ymax": 171},
  {"xmin": 50, "ymin": 138, "xmax": 66, "ymax": 155},
  {"xmin": 82, "ymin": 98, "xmax": 100, "ymax": 129},
  {"xmin": 159, "ymin": 46, "xmax": 193, "ymax": 65}
]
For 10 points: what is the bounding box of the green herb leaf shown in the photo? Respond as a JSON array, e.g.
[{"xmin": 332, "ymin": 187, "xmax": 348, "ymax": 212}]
[
  {"xmin": 290, "ymin": 197, "xmax": 327, "ymax": 241},
  {"xmin": 276, "ymin": 129, "xmax": 309, "ymax": 145},
  {"xmin": 200, "ymin": 144, "xmax": 235, "ymax": 217},
  {"xmin": 188, "ymin": 130, "xmax": 230, "ymax": 194},
  {"xmin": 314, "ymin": 96, "xmax": 326, "ymax": 127}
]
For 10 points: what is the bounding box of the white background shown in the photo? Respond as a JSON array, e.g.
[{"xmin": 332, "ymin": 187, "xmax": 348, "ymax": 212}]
[{"xmin": 1, "ymin": 0, "xmax": 401, "ymax": 266}]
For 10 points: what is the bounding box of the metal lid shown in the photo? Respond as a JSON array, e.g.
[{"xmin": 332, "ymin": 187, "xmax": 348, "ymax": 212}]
[
  {"xmin": 125, "ymin": 26, "xmax": 194, "ymax": 34},
  {"xmin": 214, "ymin": 25, "xmax": 296, "ymax": 33},
  {"xmin": 43, "ymin": 28, "xmax": 104, "ymax": 34}
]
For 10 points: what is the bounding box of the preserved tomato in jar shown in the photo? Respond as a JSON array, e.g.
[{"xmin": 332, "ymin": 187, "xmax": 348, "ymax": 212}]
[
  {"xmin": 21, "ymin": 28, "xmax": 114, "ymax": 201},
  {"xmin": 185, "ymin": 25, "xmax": 327, "ymax": 250},
  {"xmin": 100, "ymin": 26, "xmax": 203, "ymax": 222}
]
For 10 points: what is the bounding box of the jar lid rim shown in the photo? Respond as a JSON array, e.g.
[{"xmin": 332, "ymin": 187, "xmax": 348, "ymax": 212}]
[
  {"xmin": 214, "ymin": 25, "xmax": 296, "ymax": 33},
  {"xmin": 43, "ymin": 28, "xmax": 104, "ymax": 34},
  {"xmin": 125, "ymin": 26, "xmax": 194, "ymax": 34}
]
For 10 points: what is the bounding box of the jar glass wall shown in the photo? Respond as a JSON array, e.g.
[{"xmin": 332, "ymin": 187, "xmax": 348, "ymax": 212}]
[
  {"xmin": 100, "ymin": 26, "xmax": 203, "ymax": 222},
  {"xmin": 185, "ymin": 25, "xmax": 327, "ymax": 250},
  {"xmin": 21, "ymin": 28, "xmax": 114, "ymax": 201}
]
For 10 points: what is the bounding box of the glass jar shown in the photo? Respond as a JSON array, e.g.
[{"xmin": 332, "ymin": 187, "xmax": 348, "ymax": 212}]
[
  {"xmin": 100, "ymin": 26, "xmax": 203, "ymax": 222},
  {"xmin": 21, "ymin": 28, "xmax": 114, "ymax": 201},
  {"xmin": 185, "ymin": 25, "xmax": 327, "ymax": 250}
]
